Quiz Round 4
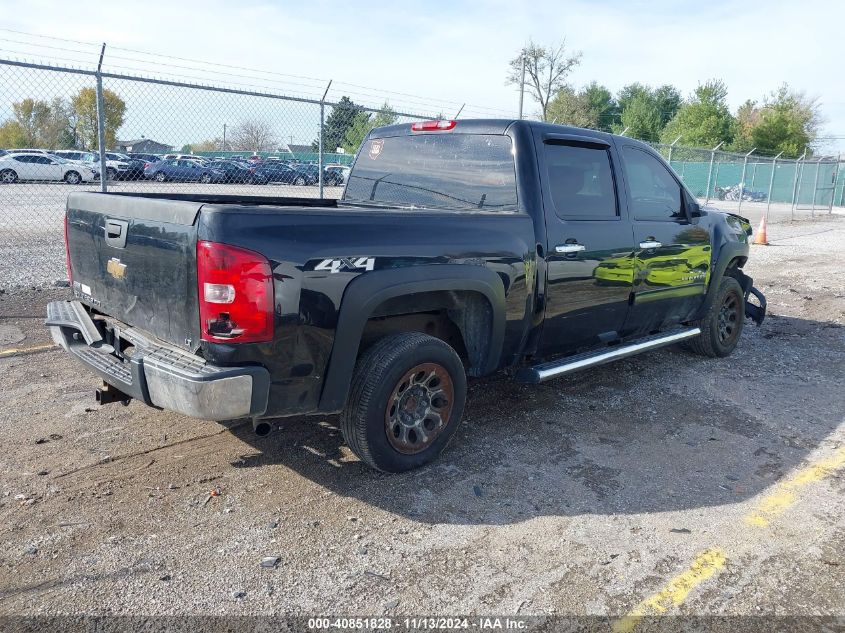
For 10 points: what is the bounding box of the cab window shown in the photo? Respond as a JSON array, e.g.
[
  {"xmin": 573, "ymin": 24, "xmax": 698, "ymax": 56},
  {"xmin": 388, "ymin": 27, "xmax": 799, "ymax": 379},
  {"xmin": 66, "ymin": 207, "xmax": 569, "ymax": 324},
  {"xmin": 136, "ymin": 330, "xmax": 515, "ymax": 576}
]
[{"xmin": 621, "ymin": 147, "xmax": 683, "ymax": 221}]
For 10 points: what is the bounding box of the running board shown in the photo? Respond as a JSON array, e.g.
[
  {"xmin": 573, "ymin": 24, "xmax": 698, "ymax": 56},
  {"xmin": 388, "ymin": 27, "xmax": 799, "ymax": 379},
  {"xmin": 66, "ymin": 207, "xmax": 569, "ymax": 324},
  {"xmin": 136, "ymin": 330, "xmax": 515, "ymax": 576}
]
[{"xmin": 516, "ymin": 327, "xmax": 701, "ymax": 384}]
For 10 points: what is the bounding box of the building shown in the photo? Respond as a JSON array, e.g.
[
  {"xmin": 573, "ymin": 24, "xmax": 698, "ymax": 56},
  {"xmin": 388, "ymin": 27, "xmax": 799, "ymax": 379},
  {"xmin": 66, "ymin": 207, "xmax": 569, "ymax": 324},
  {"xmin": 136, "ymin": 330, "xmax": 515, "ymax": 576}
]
[{"xmin": 115, "ymin": 137, "xmax": 173, "ymax": 154}]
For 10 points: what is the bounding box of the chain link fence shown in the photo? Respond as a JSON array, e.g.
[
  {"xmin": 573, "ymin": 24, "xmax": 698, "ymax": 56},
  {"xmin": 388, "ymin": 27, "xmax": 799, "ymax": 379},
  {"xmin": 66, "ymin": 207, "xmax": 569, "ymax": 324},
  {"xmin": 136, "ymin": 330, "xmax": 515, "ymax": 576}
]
[
  {"xmin": 1, "ymin": 57, "xmax": 844, "ymax": 288},
  {"xmin": 651, "ymin": 142, "xmax": 844, "ymax": 222},
  {"xmin": 0, "ymin": 58, "xmax": 434, "ymax": 288}
]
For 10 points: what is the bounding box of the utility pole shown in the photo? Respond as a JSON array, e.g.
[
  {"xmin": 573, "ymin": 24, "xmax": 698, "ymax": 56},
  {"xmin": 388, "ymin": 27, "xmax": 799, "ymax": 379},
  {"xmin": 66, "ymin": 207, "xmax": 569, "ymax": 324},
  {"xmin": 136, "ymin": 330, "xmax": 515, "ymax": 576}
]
[{"xmin": 517, "ymin": 52, "xmax": 526, "ymax": 120}]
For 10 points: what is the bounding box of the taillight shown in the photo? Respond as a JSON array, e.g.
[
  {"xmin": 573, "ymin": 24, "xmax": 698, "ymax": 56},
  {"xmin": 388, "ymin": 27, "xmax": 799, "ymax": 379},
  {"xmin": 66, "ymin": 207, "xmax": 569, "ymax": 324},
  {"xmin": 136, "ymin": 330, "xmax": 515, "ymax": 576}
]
[
  {"xmin": 197, "ymin": 240, "xmax": 274, "ymax": 344},
  {"xmin": 144, "ymin": 162, "xmax": 151, "ymax": 169},
  {"xmin": 64, "ymin": 214, "xmax": 73, "ymax": 283},
  {"xmin": 411, "ymin": 120, "xmax": 457, "ymax": 132}
]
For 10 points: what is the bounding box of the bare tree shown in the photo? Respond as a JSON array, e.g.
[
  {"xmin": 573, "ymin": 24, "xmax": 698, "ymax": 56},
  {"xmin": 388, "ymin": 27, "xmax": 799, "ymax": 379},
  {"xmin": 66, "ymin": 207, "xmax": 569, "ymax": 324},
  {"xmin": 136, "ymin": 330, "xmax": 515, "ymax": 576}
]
[
  {"xmin": 230, "ymin": 119, "xmax": 277, "ymax": 152},
  {"xmin": 507, "ymin": 39, "xmax": 582, "ymax": 121}
]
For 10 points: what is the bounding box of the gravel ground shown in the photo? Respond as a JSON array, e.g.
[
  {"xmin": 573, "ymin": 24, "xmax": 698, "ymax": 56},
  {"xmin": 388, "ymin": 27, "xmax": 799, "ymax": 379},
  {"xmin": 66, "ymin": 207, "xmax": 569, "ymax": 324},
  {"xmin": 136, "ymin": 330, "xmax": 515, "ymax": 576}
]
[{"xmin": 0, "ymin": 217, "xmax": 843, "ymax": 622}]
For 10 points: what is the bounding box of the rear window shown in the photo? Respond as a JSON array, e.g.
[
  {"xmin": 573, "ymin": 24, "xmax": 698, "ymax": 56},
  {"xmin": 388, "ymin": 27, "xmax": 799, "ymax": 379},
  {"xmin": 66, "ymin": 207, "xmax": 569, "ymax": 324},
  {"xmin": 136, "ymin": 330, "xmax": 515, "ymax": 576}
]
[{"xmin": 344, "ymin": 134, "xmax": 518, "ymax": 212}]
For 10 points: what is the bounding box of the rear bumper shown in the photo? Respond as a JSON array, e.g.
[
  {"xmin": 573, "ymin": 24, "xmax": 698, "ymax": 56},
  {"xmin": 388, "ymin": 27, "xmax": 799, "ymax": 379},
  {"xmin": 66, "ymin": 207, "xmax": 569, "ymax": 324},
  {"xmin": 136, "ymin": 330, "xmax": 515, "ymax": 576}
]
[{"xmin": 45, "ymin": 301, "xmax": 270, "ymax": 421}]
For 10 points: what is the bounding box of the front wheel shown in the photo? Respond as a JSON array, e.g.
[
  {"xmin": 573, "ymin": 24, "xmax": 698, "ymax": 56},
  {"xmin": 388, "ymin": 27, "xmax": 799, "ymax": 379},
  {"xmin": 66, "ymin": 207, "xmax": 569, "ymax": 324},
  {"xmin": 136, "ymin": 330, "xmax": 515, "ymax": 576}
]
[
  {"xmin": 64, "ymin": 171, "xmax": 81, "ymax": 185},
  {"xmin": 685, "ymin": 276, "xmax": 745, "ymax": 358},
  {"xmin": 340, "ymin": 333, "xmax": 467, "ymax": 473},
  {"xmin": 0, "ymin": 169, "xmax": 18, "ymax": 184},
  {"xmin": 294, "ymin": 175, "xmax": 306, "ymax": 186},
  {"xmin": 199, "ymin": 173, "xmax": 212, "ymax": 184},
  {"xmin": 154, "ymin": 171, "xmax": 167, "ymax": 182}
]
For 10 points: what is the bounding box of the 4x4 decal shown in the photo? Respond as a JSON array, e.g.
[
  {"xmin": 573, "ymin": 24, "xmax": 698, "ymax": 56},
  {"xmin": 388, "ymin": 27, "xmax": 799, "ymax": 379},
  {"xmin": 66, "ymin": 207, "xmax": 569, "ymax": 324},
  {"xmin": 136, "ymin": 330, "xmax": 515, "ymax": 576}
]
[{"xmin": 314, "ymin": 257, "xmax": 376, "ymax": 274}]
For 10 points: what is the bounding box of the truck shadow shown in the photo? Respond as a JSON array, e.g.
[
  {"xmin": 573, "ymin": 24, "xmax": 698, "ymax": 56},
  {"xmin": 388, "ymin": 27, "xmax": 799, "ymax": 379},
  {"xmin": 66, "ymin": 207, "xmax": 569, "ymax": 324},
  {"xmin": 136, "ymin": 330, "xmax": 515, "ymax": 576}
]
[{"xmin": 228, "ymin": 314, "xmax": 844, "ymax": 525}]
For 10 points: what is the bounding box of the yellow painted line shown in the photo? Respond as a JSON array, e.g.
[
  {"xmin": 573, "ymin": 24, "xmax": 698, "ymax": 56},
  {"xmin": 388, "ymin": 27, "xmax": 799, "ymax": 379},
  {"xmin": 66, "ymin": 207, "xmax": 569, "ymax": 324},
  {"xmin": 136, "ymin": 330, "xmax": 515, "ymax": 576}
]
[
  {"xmin": 0, "ymin": 343, "xmax": 55, "ymax": 357},
  {"xmin": 743, "ymin": 447, "xmax": 845, "ymax": 527},
  {"xmin": 613, "ymin": 549, "xmax": 727, "ymax": 633}
]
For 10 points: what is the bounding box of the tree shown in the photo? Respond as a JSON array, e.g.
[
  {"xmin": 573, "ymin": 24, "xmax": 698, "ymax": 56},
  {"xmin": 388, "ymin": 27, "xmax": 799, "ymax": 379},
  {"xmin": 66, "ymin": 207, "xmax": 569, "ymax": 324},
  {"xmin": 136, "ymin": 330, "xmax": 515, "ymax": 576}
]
[
  {"xmin": 507, "ymin": 39, "xmax": 582, "ymax": 121},
  {"xmin": 546, "ymin": 87, "xmax": 595, "ymax": 128},
  {"xmin": 229, "ymin": 119, "xmax": 277, "ymax": 152},
  {"xmin": 0, "ymin": 121, "xmax": 27, "ymax": 148},
  {"xmin": 615, "ymin": 83, "xmax": 681, "ymax": 138},
  {"xmin": 71, "ymin": 87, "xmax": 126, "ymax": 150},
  {"xmin": 341, "ymin": 103, "xmax": 398, "ymax": 154},
  {"xmin": 730, "ymin": 85, "xmax": 820, "ymax": 157},
  {"xmin": 318, "ymin": 96, "xmax": 363, "ymax": 152},
  {"xmin": 183, "ymin": 138, "xmax": 226, "ymax": 153},
  {"xmin": 661, "ymin": 80, "xmax": 735, "ymax": 147},
  {"xmin": 581, "ymin": 82, "xmax": 618, "ymax": 131},
  {"xmin": 12, "ymin": 98, "xmax": 51, "ymax": 146},
  {"xmin": 618, "ymin": 93, "xmax": 662, "ymax": 141}
]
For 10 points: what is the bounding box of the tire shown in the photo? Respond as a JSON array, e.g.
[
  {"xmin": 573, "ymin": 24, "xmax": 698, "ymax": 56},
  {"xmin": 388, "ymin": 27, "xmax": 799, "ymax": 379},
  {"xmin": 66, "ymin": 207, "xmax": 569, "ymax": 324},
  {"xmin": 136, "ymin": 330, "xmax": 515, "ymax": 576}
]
[
  {"xmin": 340, "ymin": 333, "xmax": 467, "ymax": 473},
  {"xmin": 106, "ymin": 167, "xmax": 117, "ymax": 180},
  {"xmin": 199, "ymin": 173, "xmax": 212, "ymax": 184},
  {"xmin": 64, "ymin": 171, "xmax": 81, "ymax": 185},
  {"xmin": 0, "ymin": 169, "xmax": 18, "ymax": 184},
  {"xmin": 294, "ymin": 176, "xmax": 306, "ymax": 186},
  {"xmin": 685, "ymin": 276, "xmax": 745, "ymax": 358},
  {"xmin": 154, "ymin": 171, "xmax": 167, "ymax": 182}
]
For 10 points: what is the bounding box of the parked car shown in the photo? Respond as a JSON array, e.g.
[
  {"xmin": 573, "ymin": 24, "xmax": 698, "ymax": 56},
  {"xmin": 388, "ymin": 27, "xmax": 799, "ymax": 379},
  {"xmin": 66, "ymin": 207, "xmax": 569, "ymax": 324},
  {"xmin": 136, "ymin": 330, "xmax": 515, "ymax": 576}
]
[
  {"xmin": 0, "ymin": 152, "xmax": 96, "ymax": 184},
  {"xmin": 163, "ymin": 154, "xmax": 210, "ymax": 163},
  {"xmin": 105, "ymin": 152, "xmax": 146, "ymax": 180},
  {"xmin": 207, "ymin": 160, "xmax": 253, "ymax": 183},
  {"xmin": 53, "ymin": 150, "xmax": 131, "ymax": 181},
  {"xmin": 50, "ymin": 119, "xmax": 766, "ymax": 473},
  {"xmin": 324, "ymin": 165, "xmax": 350, "ymax": 186},
  {"xmin": 144, "ymin": 158, "xmax": 226, "ymax": 183},
  {"xmin": 251, "ymin": 162, "xmax": 316, "ymax": 185},
  {"xmin": 127, "ymin": 153, "xmax": 163, "ymax": 164}
]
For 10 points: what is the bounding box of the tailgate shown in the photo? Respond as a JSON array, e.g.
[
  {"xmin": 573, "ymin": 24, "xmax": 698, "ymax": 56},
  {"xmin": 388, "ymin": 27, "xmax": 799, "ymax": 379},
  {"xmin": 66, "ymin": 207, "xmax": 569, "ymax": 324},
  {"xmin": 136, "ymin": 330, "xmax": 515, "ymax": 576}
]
[{"xmin": 66, "ymin": 192, "xmax": 203, "ymax": 351}]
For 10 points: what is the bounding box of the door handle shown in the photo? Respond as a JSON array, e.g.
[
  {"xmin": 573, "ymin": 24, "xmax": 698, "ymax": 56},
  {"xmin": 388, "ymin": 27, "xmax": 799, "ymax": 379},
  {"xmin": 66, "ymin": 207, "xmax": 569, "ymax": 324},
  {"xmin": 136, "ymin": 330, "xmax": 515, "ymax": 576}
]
[
  {"xmin": 639, "ymin": 240, "xmax": 662, "ymax": 249},
  {"xmin": 555, "ymin": 243, "xmax": 586, "ymax": 254}
]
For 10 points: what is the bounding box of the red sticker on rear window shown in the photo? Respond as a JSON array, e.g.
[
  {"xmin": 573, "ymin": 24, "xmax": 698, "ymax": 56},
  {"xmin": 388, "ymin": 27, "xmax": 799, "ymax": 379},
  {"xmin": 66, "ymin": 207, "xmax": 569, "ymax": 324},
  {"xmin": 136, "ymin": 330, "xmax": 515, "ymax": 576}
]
[{"xmin": 368, "ymin": 138, "xmax": 384, "ymax": 160}]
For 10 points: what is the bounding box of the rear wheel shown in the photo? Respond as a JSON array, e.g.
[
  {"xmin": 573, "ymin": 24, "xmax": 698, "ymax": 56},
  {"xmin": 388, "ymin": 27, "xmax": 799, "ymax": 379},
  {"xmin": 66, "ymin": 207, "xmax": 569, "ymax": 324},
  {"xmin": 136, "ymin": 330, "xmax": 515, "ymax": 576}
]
[
  {"xmin": 685, "ymin": 276, "xmax": 745, "ymax": 358},
  {"xmin": 199, "ymin": 173, "xmax": 212, "ymax": 184},
  {"xmin": 294, "ymin": 175, "xmax": 306, "ymax": 186},
  {"xmin": 340, "ymin": 333, "xmax": 466, "ymax": 472},
  {"xmin": 0, "ymin": 169, "xmax": 18, "ymax": 184},
  {"xmin": 106, "ymin": 167, "xmax": 117, "ymax": 180},
  {"xmin": 64, "ymin": 171, "xmax": 81, "ymax": 185},
  {"xmin": 154, "ymin": 171, "xmax": 167, "ymax": 182}
]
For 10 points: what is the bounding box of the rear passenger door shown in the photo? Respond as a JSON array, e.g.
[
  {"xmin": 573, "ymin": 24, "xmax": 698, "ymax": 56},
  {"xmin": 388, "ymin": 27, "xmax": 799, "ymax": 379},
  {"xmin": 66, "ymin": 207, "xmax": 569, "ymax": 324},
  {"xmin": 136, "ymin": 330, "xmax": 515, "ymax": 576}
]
[
  {"xmin": 618, "ymin": 144, "xmax": 712, "ymax": 333},
  {"xmin": 537, "ymin": 133, "xmax": 637, "ymax": 357}
]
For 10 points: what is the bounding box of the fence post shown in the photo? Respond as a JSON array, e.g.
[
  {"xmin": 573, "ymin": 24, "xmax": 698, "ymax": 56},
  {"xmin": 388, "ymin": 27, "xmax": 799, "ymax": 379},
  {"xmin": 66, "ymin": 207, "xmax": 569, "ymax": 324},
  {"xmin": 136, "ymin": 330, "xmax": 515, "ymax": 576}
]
[
  {"xmin": 791, "ymin": 151, "xmax": 807, "ymax": 219},
  {"xmin": 318, "ymin": 80, "xmax": 332, "ymax": 199},
  {"xmin": 810, "ymin": 157, "xmax": 823, "ymax": 217},
  {"xmin": 765, "ymin": 151, "xmax": 783, "ymax": 222},
  {"xmin": 667, "ymin": 135, "xmax": 681, "ymax": 167},
  {"xmin": 95, "ymin": 43, "xmax": 108, "ymax": 193},
  {"xmin": 737, "ymin": 148, "xmax": 755, "ymax": 214},
  {"xmin": 704, "ymin": 141, "xmax": 724, "ymax": 204},
  {"xmin": 829, "ymin": 155, "xmax": 840, "ymax": 214}
]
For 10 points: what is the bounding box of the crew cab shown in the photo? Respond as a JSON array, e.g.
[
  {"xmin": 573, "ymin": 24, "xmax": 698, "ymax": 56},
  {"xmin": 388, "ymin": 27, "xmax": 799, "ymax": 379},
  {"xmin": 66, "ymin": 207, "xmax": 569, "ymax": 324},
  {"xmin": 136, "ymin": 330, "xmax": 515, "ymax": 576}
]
[{"xmin": 46, "ymin": 119, "xmax": 766, "ymax": 472}]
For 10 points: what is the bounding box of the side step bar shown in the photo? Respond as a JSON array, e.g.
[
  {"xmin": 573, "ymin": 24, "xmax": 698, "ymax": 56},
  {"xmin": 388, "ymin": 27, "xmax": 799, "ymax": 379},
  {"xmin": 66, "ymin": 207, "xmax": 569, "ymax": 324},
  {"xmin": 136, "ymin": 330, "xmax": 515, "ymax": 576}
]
[{"xmin": 516, "ymin": 327, "xmax": 701, "ymax": 384}]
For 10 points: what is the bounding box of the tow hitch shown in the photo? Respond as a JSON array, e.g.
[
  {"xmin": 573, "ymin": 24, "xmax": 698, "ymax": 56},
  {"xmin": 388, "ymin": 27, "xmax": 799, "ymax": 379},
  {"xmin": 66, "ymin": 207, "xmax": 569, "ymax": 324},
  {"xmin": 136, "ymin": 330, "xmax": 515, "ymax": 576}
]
[{"xmin": 96, "ymin": 382, "xmax": 132, "ymax": 406}]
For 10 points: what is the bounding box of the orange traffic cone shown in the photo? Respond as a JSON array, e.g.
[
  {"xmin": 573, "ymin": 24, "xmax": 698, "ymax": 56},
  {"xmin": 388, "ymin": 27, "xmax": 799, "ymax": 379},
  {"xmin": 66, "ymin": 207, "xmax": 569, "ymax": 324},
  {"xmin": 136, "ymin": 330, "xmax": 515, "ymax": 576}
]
[{"xmin": 753, "ymin": 216, "xmax": 769, "ymax": 245}]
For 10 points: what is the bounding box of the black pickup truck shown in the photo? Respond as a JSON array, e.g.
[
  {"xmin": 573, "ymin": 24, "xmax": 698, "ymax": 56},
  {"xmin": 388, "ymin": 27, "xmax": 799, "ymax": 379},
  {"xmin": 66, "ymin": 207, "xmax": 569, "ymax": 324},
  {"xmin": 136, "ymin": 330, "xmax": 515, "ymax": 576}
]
[{"xmin": 47, "ymin": 119, "xmax": 765, "ymax": 472}]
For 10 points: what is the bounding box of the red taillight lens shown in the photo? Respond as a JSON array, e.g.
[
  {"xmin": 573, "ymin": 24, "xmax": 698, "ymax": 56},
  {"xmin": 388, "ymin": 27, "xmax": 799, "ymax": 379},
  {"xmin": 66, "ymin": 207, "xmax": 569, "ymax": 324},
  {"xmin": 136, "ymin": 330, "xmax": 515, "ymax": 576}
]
[
  {"xmin": 411, "ymin": 119, "xmax": 457, "ymax": 132},
  {"xmin": 197, "ymin": 240, "xmax": 274, "ymax": 344},
  {"xmin": 64, "ymin": 214, "xmax": 73, "ymax": 283}
]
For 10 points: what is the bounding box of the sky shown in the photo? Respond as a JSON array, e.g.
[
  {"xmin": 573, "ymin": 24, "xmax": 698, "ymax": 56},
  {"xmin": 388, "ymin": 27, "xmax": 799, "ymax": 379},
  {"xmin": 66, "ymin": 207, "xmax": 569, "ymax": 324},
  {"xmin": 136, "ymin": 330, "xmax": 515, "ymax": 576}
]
[{"xmin": 2, "ymin": 0, "xmax": 843, "ymax": 153}]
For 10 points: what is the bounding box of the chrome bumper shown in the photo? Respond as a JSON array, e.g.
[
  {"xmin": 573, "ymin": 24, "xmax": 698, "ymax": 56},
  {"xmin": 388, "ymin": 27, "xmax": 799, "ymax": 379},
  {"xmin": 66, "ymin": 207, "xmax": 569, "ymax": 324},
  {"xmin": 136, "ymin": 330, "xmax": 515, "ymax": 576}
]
[{"xmin": 46, "ymin": 301, "xmax": 269, "ymax": 421}]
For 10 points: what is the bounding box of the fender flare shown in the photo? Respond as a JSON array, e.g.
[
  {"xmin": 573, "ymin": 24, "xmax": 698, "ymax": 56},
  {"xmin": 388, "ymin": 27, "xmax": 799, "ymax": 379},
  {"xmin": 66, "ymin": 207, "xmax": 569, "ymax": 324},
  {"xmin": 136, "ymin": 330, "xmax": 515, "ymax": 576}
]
[
  {"xmin": 691, "ymin": 240, "xmax": 748, "ymax": 321},
  {"xmin": 317, "ymin": 265, "xmax": 506, "ymax": 413}
]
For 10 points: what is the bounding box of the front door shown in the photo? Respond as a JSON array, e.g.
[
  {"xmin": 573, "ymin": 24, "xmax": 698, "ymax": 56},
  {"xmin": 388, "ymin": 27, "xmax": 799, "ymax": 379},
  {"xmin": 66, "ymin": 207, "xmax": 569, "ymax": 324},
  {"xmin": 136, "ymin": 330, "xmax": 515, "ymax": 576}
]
[
  {"xmin": 537, "ymin": 135, "xmax": 636, "ymax": 357},
  {"xmin": 618, "ymin": 145, "xmax": 712, "ymax": 334}
]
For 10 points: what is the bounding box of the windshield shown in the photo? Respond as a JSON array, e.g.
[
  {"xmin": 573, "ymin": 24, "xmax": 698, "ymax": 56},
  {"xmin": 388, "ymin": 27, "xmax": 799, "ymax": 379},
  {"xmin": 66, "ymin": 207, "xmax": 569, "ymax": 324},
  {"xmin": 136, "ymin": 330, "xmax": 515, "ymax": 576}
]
[{"xmin": 344, "ymin": 133, "xmax": 518, "ymax": 211}]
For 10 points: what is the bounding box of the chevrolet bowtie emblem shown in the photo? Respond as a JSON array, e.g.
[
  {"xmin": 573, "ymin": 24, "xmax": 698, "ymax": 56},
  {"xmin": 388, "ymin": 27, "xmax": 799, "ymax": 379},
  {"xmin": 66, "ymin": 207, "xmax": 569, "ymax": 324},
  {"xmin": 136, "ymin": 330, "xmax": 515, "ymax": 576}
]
[{"xmin": 106, "ymin": 257, "xmax": 127, "ymax": 280}]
